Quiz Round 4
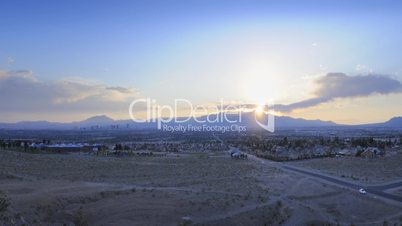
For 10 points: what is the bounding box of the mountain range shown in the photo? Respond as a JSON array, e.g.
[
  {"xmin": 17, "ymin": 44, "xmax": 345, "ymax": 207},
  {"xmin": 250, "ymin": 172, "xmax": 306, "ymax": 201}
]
[{"xmin": 0, "ymin": 114, "xmax": 401, "ymax": 130}]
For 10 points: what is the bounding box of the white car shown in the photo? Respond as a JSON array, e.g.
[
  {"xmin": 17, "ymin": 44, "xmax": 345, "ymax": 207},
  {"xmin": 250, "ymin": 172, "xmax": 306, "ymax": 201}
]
[{"xmin": 359, "ymin": 188, "xmax": 367, "ymax": 194}]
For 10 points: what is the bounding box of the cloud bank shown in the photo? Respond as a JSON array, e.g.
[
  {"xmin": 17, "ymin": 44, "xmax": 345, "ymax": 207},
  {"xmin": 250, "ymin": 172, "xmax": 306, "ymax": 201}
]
[
  {"xmin": 0, "ymin": 70, "xmax": 139, "ymax": 114},
  {"xmin": 275, "ymin": 73, "xmax": 402, "ymax": 112}
]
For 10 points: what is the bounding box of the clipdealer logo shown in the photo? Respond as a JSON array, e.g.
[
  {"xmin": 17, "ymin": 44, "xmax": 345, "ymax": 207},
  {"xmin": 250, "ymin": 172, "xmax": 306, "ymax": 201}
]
[{"xmin": 128, "ymin": 98, "xmax": 275, "ymax": 133}]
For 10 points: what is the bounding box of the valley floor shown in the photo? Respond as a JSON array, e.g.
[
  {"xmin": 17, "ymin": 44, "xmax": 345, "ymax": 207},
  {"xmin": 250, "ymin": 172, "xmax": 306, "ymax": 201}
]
[{"xmin": 0, "ymin": 150, "xmax": 401, "ymax": 226}]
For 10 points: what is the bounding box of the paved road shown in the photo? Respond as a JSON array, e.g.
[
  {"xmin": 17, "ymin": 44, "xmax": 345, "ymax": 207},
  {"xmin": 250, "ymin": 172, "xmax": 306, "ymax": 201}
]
[
  {"xmin": 213, "ymin": 134, "xmax": 402, "ymax": 204},
  {"xmin": 281, "ymin": 165, "xmax": 360, "ymax": 190},
  {"xmin": 247, "ymin": 153, "xmax": 402, "ymax": 204},
  {"xmin": 369, "ymin": 181, "xmax": 402, "ymax": 190},
  {"xmin": 280, "ymin": 164, "xmax": 402, "ymax": 203}
]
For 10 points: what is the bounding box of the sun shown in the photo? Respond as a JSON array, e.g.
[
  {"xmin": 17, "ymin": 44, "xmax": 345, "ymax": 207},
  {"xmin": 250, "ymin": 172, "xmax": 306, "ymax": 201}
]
[
  {"xmin": 255, "ymin": 104, "xmax": 265, "ymax": 114},
  {"xmin": 240, "ymin": 60, "xmax": 280, "ymax": 103}
]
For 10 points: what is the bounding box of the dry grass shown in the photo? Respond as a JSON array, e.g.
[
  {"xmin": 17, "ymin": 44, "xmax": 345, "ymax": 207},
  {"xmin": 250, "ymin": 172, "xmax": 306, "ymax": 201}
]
[
  {"xmin": 1, "ymin": 149, "xmax": 401, "ymax": 225},
  {"xmin": 289, "ymin": 153, "xmax": 402, "ymax": 183}
]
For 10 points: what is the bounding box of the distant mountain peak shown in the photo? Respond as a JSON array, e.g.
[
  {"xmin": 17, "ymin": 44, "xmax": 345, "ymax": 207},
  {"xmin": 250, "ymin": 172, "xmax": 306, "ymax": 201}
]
[
  {"xmin": 384, "ymin": 116, "xmax": 402, "ymax": 127},
  {"xmin": 81, "ymin": 115, "xmax": 115, "ymax": 124},
  {"xmin": 0, "ymin": 114, "xmax": 401, "ymax": 130}
]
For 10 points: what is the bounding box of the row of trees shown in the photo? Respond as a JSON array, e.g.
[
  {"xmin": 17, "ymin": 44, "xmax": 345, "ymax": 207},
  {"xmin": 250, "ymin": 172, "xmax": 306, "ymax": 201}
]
[
  {"xmin": 228, "ymin": 135, "xmax": 401, "ymax": 155},
  {"xmin": 0, "ymin": 139, "xmax": 29, "ymax": 149},
  {"xmin": 0, "ymin": 139, "xmax": 52, "ymax": 149},
  {"xmin": 351, "ymin": 137, "xmax": 398, "ymax": 149},
  {"xmin": 228, "ymin": 136, "xmax": 338, "ymax": 151}
]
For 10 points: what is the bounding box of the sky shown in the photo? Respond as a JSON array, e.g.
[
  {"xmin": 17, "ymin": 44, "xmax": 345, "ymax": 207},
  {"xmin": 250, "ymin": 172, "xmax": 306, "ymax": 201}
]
[{"xmin": 1, "ymin": 0, "xmax": 402, "ymax": 124}]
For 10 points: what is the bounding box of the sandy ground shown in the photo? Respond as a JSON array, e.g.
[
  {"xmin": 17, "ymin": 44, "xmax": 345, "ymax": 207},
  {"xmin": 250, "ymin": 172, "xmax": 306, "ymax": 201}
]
[
  {"xmin": 288, "ymin": 153, "xmax": 402, "ymax": 184},
  {"xmin": 0, "ymin": 150, "xmax": 402, "ymax": 226}
]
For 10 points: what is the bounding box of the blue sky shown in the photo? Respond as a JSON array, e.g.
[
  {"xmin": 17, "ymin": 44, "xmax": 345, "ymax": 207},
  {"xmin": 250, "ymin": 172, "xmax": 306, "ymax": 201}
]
[{"xmin": 1, "ymin": 0, "xmax": 402, "ymax": 123}]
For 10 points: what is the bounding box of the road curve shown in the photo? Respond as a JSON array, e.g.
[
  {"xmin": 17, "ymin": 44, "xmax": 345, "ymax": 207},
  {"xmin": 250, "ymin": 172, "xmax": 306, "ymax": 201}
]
[
  {"xmin": 248, "ymin": 154, "xmax": 402, "ymax": 204},
  {"xmin": 280, "ymin": 165, "xmax": 402, "ymax": 203}
]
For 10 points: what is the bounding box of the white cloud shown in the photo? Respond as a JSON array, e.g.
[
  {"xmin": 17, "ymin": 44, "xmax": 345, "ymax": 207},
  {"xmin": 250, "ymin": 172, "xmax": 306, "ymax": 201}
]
[
  {"xmin": 0, "ymin": 70, "xmax": 139, "ymax": 115},
  {"xmin": 6, "ymin": 56, "xmax": 14, "ymax": 65},
  {"xmin": 275, "ymin": 73, "xmax": 402, "ymax": 112},
  {"xmin": 355, "ymin": 64, "xmax": 373, "ymax": 73}
]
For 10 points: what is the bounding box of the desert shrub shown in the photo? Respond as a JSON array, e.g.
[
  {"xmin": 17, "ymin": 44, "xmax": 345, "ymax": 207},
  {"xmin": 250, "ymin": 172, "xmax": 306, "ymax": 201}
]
[
  {"xmin": 73, "ymin": 207, "xmax": 88, "ymax": 226},
  {"xmin": 177, "ymin": 217, "xmax": 192, "ymax": 226},
  {"xmin": 355, "ymin": 149, "xmax": 364, "ymax": 157},
  {"xmin": 0, "ymin": 191, "xmax": 10, "ymax": 212},
  {"xmin": 276, "ymin": 201, "xmax": 283, "ymax": 208}
]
